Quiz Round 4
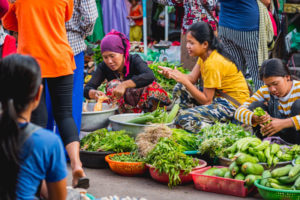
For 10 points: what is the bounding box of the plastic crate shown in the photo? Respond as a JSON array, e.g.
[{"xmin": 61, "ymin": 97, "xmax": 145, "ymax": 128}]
[
  {"xmin": 190, "ymin": 166, "xmax": 253, "ymax": 197},
  {"xmin": 255, "ymin": 179, "xmax": 300, "ymax": 200}
]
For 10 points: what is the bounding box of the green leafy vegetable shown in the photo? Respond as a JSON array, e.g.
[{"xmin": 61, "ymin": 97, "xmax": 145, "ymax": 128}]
[
  {"xmin": 80, "ymin": 129, "xmax": 137, "ymax": 152},
  {"xmin": 146, "ymin": 138, "xmax": 199, "ymax": 188},
  {"xmin": 110, "ymin": 153, "xmax": 144, "ymax": 162}
]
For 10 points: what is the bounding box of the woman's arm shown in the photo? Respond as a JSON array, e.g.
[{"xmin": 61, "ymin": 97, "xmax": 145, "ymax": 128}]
[
  {"xmin": 84, "ymin": 63, "xmax": 106, "ymax": 99},
  {"xmin": 47, "ymin": 178, "xmax": 67, "ymax": 200},
  {"xmin": 186, "ymin": 63, "xmax": 201, "ymax": 84},
  {"xmin": 129, "ymin": 54, "xmax": 155, "ymax": 88},
  {"xmin": 168, "ymin": 68, "xmax": 215, "ymax": 105},
  {"xmin": 260, "ymin": 0, "xmax": 271, "ymax": 7}
]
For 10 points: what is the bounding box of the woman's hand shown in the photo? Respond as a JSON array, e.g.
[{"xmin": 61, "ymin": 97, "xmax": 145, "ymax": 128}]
[
  {"xmin": 252, "ymin": 112, "xmax": 271, "ymax": 125},
  {"xmin": 158, "ymin": 66, "xmax": 172, "ymax": 79},
  {"xmin": 158, "ymin": 66, "xmax": 188, "ymax": 84},
  {"xmin": 89, "ymin": 89, "xmax": 105, "ymax": 100},
  {"xmin": 113, "ymin": 84, "xmax": 126, "ymax": 99},
  {"xmin": 260, "ymin": 118, "xmax": 292, "ymax": 137},
  {"xmin": 169, "ymin": 68, "xmax": 188, "ymax": 85}
]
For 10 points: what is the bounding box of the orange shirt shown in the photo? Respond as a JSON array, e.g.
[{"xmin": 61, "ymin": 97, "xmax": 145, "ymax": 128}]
[
  {"xmin": 2, "ymin": 0, "xmax": 76, "ymax": 78},
  {"xmin": 130, "ymin": 4, "xmax": 143, "ymax": 26}
]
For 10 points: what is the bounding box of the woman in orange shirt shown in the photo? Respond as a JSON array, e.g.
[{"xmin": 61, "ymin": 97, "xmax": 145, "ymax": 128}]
[
  {"xmin": 128, "ymin": 0, "xmax": 143, "ymax": 41},
  {"xmin": 3, "ymin": 0, "xmax": 88, "ymax": 188}
]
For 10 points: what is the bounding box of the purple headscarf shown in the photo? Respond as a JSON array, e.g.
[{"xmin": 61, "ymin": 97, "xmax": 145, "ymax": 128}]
[{"xmin": 100, "ymin": 30, "xmax": 131, "ymax": 77}]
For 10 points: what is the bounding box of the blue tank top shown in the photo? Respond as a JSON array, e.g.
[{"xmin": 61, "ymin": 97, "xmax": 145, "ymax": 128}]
[{"xmin": 219, "ymin": 0, "xmax": 259, "ymax": 31}]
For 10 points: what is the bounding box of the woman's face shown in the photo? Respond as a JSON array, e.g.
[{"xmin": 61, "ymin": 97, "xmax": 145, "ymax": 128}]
[
  {"xmin": 102, "ymin": 51, "xmax": 124, "ymax": 72},
  {"xmin": 186, "ymin": 32, "xmax": 208, "ymax": 57},
  {"xmin": 263, "ymin": 76, "xmax": 292, "ymax": 97}
]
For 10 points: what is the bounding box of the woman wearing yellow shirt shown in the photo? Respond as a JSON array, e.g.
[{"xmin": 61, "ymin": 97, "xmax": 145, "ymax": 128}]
[{"xmin": 159, "ymin": 22, "xmax": 250, "ymax": 133}]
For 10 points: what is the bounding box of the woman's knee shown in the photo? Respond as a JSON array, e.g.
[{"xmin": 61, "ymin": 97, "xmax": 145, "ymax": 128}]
[{"xmin": 291, "ymin": 99, "xmax": 300, "ymax": 116}]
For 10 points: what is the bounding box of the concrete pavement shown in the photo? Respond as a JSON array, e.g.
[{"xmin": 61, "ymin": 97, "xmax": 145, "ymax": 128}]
[{"xmin": 67, "ymin": 166, "xmax": 262, "ymax": 200}]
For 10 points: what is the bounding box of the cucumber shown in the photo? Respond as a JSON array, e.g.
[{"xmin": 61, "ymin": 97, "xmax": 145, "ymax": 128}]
[
  {"xmin": 224, "ymin": 171, "xmax": 233, "ymax": 179},
  {"xmin": 270, "ymin": 183, "xmax": 293, "ymax": 190},
  {"xmin": 235, "ymin": 153, "xmax": 259, "ymax": 165},
  {"xmin": 166, "ymin": 104, "xmax": 180, "ymax": 123},
  {"xmin": 229, "ymin": 162, "xmax": 239, "ymax": 176},
  {"xmin": 271, "ymin": 165, "xmax": 293, "ymax": 178},
  {"xmin": 278, "ymin": 173, "xmax": 300, "ymax": 184},
  {"xmin": 289, "ymin": 164, "xmax": 300, "ymax": 178},
  {"xmin": 268, "ymin": 178, "xmax": 281, "ymax": 185},
  {"xmin": 261, "ymin": 170, "xmax": 271, "ymax": 186},
  {"xmin": 270, "ymin": 143, "xmax": 280, "ymax": 155},
  {"xmin": 241, "ymin": 162, "xmax": 264, "ymax": 175},
  {"xmin": 254, "ymin": 141, "xmax": 270, "ymax": 151},
  {"xmin": 245, "ymin": 174, "xmax": 261, "ymax": 187},
  {"xmin": 213, "ymin": 168, "xmax": 229, "ymax": 177},
  {"xmin": 294, "ymin": 175, "xmax": 300, "ymax": 190},
  {"xmin": 235, "ymin": 173, "xmax": 245, "ymax": 180},
  {"xmin": 202, "ymin": 167, "xmax": 218, "ymax": 176}
]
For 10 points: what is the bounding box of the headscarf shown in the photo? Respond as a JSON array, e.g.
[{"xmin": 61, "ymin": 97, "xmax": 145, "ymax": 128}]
[{"xmin": 100, "ymin": 30, "xmax": 131, "ymax": 77}]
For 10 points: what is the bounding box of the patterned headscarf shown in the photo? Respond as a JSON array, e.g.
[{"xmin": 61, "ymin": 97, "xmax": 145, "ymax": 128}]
[{"xmin": 100, "ymin": 30, "xmax": 131, "ymax": 77}]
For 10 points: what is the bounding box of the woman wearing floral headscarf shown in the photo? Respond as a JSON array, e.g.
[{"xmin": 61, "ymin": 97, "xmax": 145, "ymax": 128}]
[{"xmin": 84, "ymin": 30, "xmax": 171, "ymax": 113}]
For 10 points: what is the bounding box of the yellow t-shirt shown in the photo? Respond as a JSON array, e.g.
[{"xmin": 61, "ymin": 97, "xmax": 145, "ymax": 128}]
[{"xmin": 197, "ymin": 50, "xmax": 250, "ymax": 106}]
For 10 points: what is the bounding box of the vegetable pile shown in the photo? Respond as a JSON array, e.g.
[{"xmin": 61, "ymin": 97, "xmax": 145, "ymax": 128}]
[
  {"xmin": 260, "ymin": 164, "xmax": 300, "ymax": 190},
  {"xmin": 127, "ymin": 104, "xmax": 179, "ymax": 124},
  {"xmin": 224, "ymin": 138, "xmax": 300, "ymax": 167},
  {"xmin": 203, "ymin": 154, "xmax": 265, "ymax": 188},
  {"xmin": 80, "ymin": 129, "xmax": 137, "ymax": 152},
  {"xmin": 198, "ymin": 122, "xmax": 252, "ymax": 157},
  {"xmin": 146, "ymin": 137, "xmax": 199, "ymax": 188}
]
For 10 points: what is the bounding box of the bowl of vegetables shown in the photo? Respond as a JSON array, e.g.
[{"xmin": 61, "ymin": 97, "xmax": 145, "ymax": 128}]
[
  {"xmin": 105, "ymin": 152, "xmax": 146, "ymax": 176},
  {"xmin": 81, "ymin": 102, "xmax": 118, "ymax": 132},
  {"xmin": 109, "ymin": 105, "xmax": 179, "ymax": 138},
  {"xmin": 80, "ymin": 129, "xmax": 137, "ymax": 168},
  {"xmin": 146, "ymin": 159, "xmax": 207, "ymax": 185}
]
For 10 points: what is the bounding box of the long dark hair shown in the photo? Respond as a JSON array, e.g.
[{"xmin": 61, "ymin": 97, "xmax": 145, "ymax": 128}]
[
  {"xmin": 187, "ymin": 22, "xmax": 239, "ymax": 69},
  {"xmin": 259, "ymin": 58, "xmax": 298, "ymax": 80},
  {"xmin": 0, "ymin": 54, "xmax": 41, "ymax": 199}
]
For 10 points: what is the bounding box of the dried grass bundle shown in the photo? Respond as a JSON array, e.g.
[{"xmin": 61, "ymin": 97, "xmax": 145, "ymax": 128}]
[{"xmin": 136, "ymin": 124, "xmax": 172, "ymax": 157}]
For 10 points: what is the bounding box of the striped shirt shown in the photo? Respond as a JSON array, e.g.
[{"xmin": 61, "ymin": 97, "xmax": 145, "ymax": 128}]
[
  {"xmin": 235, "ymin": 80, "xmax": 300, "ymax": 130},
  {"xmin": 65, "ymin": 0, "xmax": 98, "ymax": 55}
]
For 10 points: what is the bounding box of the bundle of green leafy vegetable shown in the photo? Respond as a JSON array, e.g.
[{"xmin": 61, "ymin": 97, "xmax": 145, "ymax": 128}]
[
  {"xmin": 92, "ymin": 45, "xmax": 103, "ymax": 64},
  {"xmin": 146, "ymin": 137, "xmax": 199, "ymax": 188},
  {"xmin": 171, "ymin": 128, "xmax": 200, "ymax": 151},
  {"xmin": 198, "ymin": 122, "xmax": 253, "ymax": 157},
  {"xmin": 110, "ymin": 152, "xmax": 144, "ymax": 162},
  {"xmin": 80, "ymin": 129, "xmax": 137, "ymax": 152},
  {"xmin": 148, "ymin": 62, "xmax": 189, "ymax": 95}
]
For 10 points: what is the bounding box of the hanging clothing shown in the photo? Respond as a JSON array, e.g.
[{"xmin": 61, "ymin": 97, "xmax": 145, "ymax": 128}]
[
  {"xmin": 101, "ymin": 0, "xmax": 129, "ymax": 37},
  {"xmin": 86, "ymin": 0, "xmax": 105, "ymax": 42}
]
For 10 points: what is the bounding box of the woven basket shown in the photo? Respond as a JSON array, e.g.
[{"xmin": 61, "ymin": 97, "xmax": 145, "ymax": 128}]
[
  {"xmin": 254, "ymin": 179, "xmax": 300, "ymax": 200},
  {"xmin": 105, "ymin": 152, "xmax": 146, "ymax": 176}
]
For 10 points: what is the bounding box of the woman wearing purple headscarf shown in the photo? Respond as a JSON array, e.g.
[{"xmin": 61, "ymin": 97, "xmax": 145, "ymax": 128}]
[{"xmin": 84, "ymin": 30, "xmax": 171, "ymax": 113}]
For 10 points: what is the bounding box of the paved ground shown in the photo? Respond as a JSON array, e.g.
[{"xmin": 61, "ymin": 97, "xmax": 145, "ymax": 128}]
[{"xmin": 67, "ymin": 166, "xmax": 262, "ymax": 200}]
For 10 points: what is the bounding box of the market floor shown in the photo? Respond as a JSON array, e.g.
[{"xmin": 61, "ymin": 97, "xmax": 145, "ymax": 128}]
[{"xmin": 67, "ymin": 166, "xmax": 262, "ymax": 200}]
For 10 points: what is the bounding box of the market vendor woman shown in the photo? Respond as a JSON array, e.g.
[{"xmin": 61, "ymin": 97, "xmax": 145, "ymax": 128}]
[
  {"xmin": 235, "ymin": 58, "xmax": 300, "ymax": 144},
  {"xmin": 84, "ymin": 30, "xmax": 170, "ymax": 113},
  {"xmin": 158, "ymin": 22, "xmax": 250, "ymax": 133}
]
